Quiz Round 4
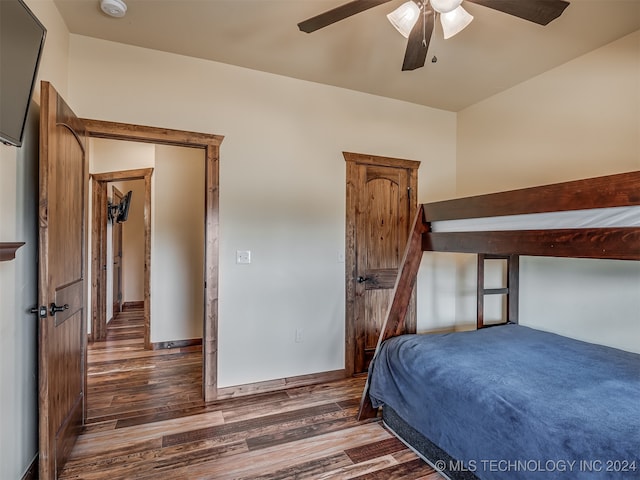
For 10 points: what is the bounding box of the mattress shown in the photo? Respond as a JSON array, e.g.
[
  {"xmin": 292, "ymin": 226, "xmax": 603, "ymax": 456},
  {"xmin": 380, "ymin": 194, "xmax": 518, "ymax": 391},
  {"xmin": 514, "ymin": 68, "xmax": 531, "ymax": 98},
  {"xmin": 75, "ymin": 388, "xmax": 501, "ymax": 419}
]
[
  {"xmin": 368, "ymin": 325, "xmax": 640, "ymax": 479},
  {"xmin": 431, "ymin": 206, "xmax": 640, "ymax": 232}
]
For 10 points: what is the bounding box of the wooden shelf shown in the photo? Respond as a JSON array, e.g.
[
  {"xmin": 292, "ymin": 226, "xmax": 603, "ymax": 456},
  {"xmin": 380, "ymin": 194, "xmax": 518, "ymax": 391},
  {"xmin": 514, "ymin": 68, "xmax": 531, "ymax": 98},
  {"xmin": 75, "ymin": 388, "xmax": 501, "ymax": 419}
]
[{"xmin": 0, "ymin": 242, "xmax": 26, "ymax": 262}]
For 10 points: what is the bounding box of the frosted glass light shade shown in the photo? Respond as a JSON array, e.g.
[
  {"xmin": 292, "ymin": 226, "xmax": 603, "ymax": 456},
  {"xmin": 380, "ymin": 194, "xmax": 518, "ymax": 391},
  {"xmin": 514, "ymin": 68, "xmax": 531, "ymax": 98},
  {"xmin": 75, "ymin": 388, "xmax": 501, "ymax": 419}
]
[
  {"xmin": 387, "ymin": 1, "xmax": 421, "ymax": 38},
  {"xmin": 430, "ymin": 0, "xmax": 463, "ymax": 14},
  {"xmin": 441, "ymin": 5, "xmax": 473, "ymax": 39}
]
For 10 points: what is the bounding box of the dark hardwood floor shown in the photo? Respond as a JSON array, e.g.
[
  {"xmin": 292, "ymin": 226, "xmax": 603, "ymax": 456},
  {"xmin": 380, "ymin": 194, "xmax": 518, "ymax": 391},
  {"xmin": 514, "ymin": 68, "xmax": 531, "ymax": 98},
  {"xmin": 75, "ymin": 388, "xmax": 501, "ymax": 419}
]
[{"xmin": 61, "ymin": 308, "xmax": 442, "ymax": 479}]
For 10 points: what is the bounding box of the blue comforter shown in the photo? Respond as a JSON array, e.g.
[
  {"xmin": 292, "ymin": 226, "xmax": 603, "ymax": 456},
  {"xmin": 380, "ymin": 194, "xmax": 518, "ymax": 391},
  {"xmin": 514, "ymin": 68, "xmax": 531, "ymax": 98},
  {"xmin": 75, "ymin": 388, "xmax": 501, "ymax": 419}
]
[{"xmin": 368, "ymin": 325, "xmax": 640, "ymax": 479}]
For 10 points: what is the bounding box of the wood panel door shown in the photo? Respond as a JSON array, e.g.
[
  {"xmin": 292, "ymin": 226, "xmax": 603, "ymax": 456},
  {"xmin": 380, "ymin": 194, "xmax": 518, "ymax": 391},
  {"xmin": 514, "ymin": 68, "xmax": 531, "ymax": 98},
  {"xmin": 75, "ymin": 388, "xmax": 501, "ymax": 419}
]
[
  {"xmin": 38, "ymin": 81, "xmax": 87, "ymax": 479},
  {"xmin": 345, "ymin": 152, "xmax": 420, "ymax": 375},
  {"xmin": 112, "ymin": 186, "xmax": 123, "ymax": 315}
]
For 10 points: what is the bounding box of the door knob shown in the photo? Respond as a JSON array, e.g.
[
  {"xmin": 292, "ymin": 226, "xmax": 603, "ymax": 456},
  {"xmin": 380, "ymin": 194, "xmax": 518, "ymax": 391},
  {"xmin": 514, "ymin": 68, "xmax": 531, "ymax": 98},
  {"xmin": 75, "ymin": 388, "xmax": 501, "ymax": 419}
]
[
  {"xmin": 357, "ymin": 276, "xmax": 369, "ymax": 283},
  {"xmin": 50, "ymin": 303, "xmax": 69, "ymax": 316}
]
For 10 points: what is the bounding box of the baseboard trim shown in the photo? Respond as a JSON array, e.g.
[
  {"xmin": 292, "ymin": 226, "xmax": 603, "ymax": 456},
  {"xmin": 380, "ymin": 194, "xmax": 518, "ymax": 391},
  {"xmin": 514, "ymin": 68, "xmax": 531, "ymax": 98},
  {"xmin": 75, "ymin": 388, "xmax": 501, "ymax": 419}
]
[
  {"xmin": 151, "ymin": 338, "xmax": 202, "ymax": 351},
  {"xmin": 216, "ymin": 369, "xmax": 348, "ymax": 400},
  {"xmin": 21, "ymin": 454, "xmax": 38, "ymax": 480},
  {"xmin": 122, "ymin": 301, "xmax": 144, "ymax": 311}
]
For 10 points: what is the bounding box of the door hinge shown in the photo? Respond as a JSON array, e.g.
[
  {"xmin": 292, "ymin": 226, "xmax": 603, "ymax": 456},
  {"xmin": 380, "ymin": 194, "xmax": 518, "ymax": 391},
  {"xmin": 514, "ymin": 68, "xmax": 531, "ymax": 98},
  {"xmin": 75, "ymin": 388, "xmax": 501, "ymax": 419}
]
[{"xmin": 30, "ymin": 305, "xmax": 47, "ymax": 318}]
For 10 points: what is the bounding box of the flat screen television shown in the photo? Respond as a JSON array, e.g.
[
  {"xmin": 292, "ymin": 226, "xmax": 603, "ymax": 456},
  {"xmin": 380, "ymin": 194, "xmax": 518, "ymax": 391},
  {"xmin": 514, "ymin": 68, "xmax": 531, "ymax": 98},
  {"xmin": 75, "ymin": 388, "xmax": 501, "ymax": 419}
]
[
  {"xmin": 117, "ymin": 190, "xmax": 132, "ymax": 223},
  {"xmin": 0, "ymin": 0, "xmax": 46, "ymax": 147}
]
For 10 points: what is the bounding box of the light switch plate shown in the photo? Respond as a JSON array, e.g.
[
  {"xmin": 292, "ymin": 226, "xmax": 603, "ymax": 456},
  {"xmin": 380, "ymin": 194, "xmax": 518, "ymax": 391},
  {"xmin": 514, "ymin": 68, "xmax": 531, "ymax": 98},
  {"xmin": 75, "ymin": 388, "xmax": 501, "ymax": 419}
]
[{"xmin": 236, "ymin": 250, "xmax": 251, "ymax": 264}]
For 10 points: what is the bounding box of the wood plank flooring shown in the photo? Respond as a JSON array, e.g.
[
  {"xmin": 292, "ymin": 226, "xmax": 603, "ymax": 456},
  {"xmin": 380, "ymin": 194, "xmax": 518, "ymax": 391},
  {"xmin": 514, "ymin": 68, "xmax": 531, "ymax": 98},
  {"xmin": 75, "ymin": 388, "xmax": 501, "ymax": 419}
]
[{"xmin": 61, "ymin": 308, "xmax": 443, "ymax": 479}]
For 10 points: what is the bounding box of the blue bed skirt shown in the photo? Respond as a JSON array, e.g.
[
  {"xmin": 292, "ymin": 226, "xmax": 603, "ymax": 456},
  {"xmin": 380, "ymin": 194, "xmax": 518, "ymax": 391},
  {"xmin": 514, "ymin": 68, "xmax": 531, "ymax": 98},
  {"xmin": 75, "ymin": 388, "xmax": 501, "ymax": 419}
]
[{"xmin": 368, "ymin": 325, "xmax": 640, "ymax": 479}]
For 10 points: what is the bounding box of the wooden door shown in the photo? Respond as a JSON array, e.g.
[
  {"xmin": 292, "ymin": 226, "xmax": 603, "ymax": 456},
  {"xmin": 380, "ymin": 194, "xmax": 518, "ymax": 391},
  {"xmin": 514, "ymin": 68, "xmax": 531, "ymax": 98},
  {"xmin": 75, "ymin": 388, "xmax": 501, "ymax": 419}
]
[
  {"xmin": 38, "ymin": 81, "xmax": 87, "ymax": 479},
  {"xmin": 345, "ymin": 152, "xmax": 420, "ymax": 375},
  {"xmin": 112, "ymin": 186, "xmax": 123, "ymax": 315}
]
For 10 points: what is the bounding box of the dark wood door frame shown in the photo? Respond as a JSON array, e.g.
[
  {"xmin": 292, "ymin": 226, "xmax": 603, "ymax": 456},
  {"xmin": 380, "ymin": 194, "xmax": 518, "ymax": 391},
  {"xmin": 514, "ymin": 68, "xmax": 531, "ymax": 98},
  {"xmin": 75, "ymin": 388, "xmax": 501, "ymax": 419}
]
[
  {"xmin": 344, "ymin": 152, "xmax": 420, "ymax": 376},
  {"xmin": 91, "ymin": 169, "xmax": 152, "ymax": 346},
  {"xmin": 84, "ymin": 119, "xmax": 223, "ymax": 402}
]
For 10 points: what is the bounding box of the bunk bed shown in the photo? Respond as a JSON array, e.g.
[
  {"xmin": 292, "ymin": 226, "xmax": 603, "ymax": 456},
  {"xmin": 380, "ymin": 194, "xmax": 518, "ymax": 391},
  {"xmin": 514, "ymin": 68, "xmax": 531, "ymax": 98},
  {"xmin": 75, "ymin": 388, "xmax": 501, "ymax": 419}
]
[{"xmin": 357, "ymin": 171, "xmax": 640, "ymax": 480}]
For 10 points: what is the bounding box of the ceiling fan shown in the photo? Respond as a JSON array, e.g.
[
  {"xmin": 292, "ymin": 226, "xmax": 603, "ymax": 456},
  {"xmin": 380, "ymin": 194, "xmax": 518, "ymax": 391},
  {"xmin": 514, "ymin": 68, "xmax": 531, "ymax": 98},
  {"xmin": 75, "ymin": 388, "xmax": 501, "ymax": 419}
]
[{"xmin": 298, "ymin": 0, "xmax": 570, "ymax": 71}]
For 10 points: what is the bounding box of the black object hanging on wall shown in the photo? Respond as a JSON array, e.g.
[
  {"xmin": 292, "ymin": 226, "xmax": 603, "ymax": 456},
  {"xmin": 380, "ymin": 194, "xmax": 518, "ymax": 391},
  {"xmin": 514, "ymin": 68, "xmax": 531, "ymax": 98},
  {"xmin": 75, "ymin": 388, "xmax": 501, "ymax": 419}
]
[
  {"xmin": 107, "ymin": 190, "xmax": 132, "ymax": 223},
  {"xmin": 0, "ymin": 0, "xmax": 47, "ymax": 147}
]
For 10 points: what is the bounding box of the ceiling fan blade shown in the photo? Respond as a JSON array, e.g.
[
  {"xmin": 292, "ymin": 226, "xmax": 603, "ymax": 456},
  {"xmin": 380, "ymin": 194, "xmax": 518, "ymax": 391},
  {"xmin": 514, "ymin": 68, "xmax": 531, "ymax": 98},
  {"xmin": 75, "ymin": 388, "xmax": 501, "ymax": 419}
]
[
  {"xmin": 402, "ymin": 8, "xmax": 434, "ymax": 71},
  {"xmin": 298, "ymin": 0, "xmax": 393, "ymax": 33},
  {"xmin": 466, "ymin": 0, "xmax": 570, "ymax": 26}
]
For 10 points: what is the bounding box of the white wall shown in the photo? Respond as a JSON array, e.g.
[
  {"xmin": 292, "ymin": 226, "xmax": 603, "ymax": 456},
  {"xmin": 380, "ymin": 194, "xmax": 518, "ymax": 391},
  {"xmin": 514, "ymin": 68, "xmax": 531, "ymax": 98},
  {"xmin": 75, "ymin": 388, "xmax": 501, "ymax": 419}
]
[
  {"xmin": 68, "ymin": 35, "xmax": 457, "ymax": 387},
  {"xmin": 456, "ymin": 31, "xmax": 640, "ymax": 352},
  {"xmin": 0, "ymin": 1, "xmax": 69, "ymax": 478}
]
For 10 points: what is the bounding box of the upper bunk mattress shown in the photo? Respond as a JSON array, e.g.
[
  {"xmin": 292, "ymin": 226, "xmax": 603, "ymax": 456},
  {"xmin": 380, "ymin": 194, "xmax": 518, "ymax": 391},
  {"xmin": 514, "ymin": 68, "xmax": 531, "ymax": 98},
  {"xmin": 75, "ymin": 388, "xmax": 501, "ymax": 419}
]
[
  {"xmin": 430, "ymin": 206, "xmax": 640, "ymax": 232},
  {"xmin": 368, "ymin": 325, "xmax": 640, "ymax": 479}
]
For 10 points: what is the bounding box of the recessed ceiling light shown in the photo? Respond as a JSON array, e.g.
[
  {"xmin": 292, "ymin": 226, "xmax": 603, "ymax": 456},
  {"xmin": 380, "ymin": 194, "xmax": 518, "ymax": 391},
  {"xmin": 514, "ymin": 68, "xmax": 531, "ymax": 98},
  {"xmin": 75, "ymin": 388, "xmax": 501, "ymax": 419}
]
[{"xmin": 100, "ymin": 0, "xmax": 127, "ymax": 18}]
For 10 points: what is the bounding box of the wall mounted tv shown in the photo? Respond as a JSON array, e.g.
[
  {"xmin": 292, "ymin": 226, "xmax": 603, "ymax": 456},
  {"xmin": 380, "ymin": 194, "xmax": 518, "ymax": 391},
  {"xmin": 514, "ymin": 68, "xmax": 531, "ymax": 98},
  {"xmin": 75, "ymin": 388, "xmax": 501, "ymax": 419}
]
[
  {"xmin": 0, "ymin": 0, "xmax": 46, "ymax": 147},
  {"xmin": 108, "ymin": 190, "xmax": 132, "ymax": 223}
]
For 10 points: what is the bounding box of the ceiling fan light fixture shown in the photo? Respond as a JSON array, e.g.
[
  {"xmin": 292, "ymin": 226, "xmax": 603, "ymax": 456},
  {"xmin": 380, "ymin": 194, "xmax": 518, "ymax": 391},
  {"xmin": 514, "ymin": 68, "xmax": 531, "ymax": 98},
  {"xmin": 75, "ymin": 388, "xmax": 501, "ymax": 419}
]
[
  {"xmin": 429, "ymin": 0, "xmax": 463, "ymax": 14},
  {"xmin": 441, "ymin": 5, "xmax": 473, "ymax": 39},
  {"xmin": 387, "ymin": 1, "xmax": 421, "ymax": 39}
]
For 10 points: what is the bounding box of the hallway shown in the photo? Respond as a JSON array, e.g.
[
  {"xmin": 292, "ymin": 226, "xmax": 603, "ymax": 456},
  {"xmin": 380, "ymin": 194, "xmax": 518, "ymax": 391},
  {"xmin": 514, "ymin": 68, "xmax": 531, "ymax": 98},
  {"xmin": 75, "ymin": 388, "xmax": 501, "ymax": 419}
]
[{"xmin": 85, "ymin": 307, "xmax": 203, "ymax": 424}]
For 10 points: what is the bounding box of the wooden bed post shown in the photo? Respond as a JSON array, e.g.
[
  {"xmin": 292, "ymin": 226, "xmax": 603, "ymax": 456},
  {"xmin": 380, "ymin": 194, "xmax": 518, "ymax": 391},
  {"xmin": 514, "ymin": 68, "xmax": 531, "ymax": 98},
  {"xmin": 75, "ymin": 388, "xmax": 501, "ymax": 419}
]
[
  {"xmin": 357, "ymin": 205, "xmax": 428, "ymax": 420},
  {"xmin": 507, "ymin": 255, "xmax": 519, "ymax": 324}
]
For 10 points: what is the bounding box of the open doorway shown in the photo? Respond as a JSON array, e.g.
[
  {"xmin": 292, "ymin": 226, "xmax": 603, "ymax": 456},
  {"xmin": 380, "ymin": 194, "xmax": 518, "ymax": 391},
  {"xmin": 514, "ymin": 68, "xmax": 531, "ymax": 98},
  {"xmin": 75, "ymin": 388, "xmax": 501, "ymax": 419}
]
[
  {"xmin": 85, "ymin": 119, "xmax": 223, "ymax": 403},
  {"xmin": 92, "ymin": 143, "xmax": 207, "ymax": 346},
  {"xmin": 91, "ymin": 168, "xmax": 152, "ymax": 345}
]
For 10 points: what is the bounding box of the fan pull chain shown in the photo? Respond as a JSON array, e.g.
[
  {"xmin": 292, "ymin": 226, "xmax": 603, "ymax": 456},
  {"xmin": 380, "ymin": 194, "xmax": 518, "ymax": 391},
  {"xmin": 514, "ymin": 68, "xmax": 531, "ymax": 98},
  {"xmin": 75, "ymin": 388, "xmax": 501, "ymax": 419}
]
[{"xmin": 422, "ymin": 2, "xmax": 427, "ymax": 47}]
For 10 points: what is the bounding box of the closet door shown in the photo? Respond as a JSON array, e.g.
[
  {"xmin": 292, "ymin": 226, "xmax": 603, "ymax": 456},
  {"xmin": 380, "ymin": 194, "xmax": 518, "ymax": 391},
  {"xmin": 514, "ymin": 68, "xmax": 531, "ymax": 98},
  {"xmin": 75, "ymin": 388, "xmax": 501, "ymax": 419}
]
[{"xmin": 345, "ymin": 153, "xmax": 419, "ymax": 374}]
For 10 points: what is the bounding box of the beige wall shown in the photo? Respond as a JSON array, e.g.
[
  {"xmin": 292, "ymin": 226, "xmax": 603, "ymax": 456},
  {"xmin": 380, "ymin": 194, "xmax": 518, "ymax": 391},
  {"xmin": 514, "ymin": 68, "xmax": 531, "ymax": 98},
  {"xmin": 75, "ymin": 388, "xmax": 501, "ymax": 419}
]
[
  {"xmin": 0, "ymin": 110, "xmax": 40, "ymax": 480},
  {"xmin": 0, "ymin": 1, "xmax": 70, "ymax": 478},
  {"xmin": 152, "ymin": 145, "xmax": 205, "ymax": 342},
  {"xmin": 90, "ymin": 138, "xmax": 156, "ymax": 173},
  {"xmin": 112, "ymin": 179, "xmax": 145, "ymax": 304},
  {"xmin": 24, "ymin": 0, "xmax": 71, "ymax": 102},
  {"xmin": 456, "ymin": 31, "xmax": 640, "ymax": 352},
  {"xmin": 68, "ymin": 35, "xmax": 457, "ymax": 386},
  {"xmin": 457, "ymin": 31, "xmax": 639, "ymax": 194}
]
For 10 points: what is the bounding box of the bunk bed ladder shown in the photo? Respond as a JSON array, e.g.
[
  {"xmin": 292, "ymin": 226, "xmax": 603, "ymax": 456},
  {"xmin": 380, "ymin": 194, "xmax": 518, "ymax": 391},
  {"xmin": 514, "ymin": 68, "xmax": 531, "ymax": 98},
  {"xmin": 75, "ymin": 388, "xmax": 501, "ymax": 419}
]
[{"xmin": 477, "ymin": 254, "xmax": 519, "ymax": 329}]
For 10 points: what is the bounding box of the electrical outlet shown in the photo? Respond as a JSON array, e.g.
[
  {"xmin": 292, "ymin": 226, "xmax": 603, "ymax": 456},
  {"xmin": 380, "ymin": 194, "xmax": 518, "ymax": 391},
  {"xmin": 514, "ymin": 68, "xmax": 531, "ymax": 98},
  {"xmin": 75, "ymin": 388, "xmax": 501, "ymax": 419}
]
[
  {"xmin": 295, "ymin": 328, "xmax": 303, "ymax": 343},
  {"xmin": 337, "ymin": 251, "xmax": 345, "ymax": 263}
]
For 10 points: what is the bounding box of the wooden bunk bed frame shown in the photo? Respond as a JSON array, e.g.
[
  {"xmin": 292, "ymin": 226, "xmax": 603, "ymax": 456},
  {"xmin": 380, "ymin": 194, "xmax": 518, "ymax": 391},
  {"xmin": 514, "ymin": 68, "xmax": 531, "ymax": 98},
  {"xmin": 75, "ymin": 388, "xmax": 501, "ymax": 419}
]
[{"xmin": 357, "ymin": 170, "xmax": 640, "ymax": 420}]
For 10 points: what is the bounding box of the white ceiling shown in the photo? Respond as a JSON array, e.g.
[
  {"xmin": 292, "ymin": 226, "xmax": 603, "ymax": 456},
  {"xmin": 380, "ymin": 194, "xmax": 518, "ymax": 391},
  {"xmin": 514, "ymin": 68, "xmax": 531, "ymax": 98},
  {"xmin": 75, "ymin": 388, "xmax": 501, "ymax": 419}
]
[{"xmin": 53, "ymin": 0, "xmax": 640, "ymax": 111}]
